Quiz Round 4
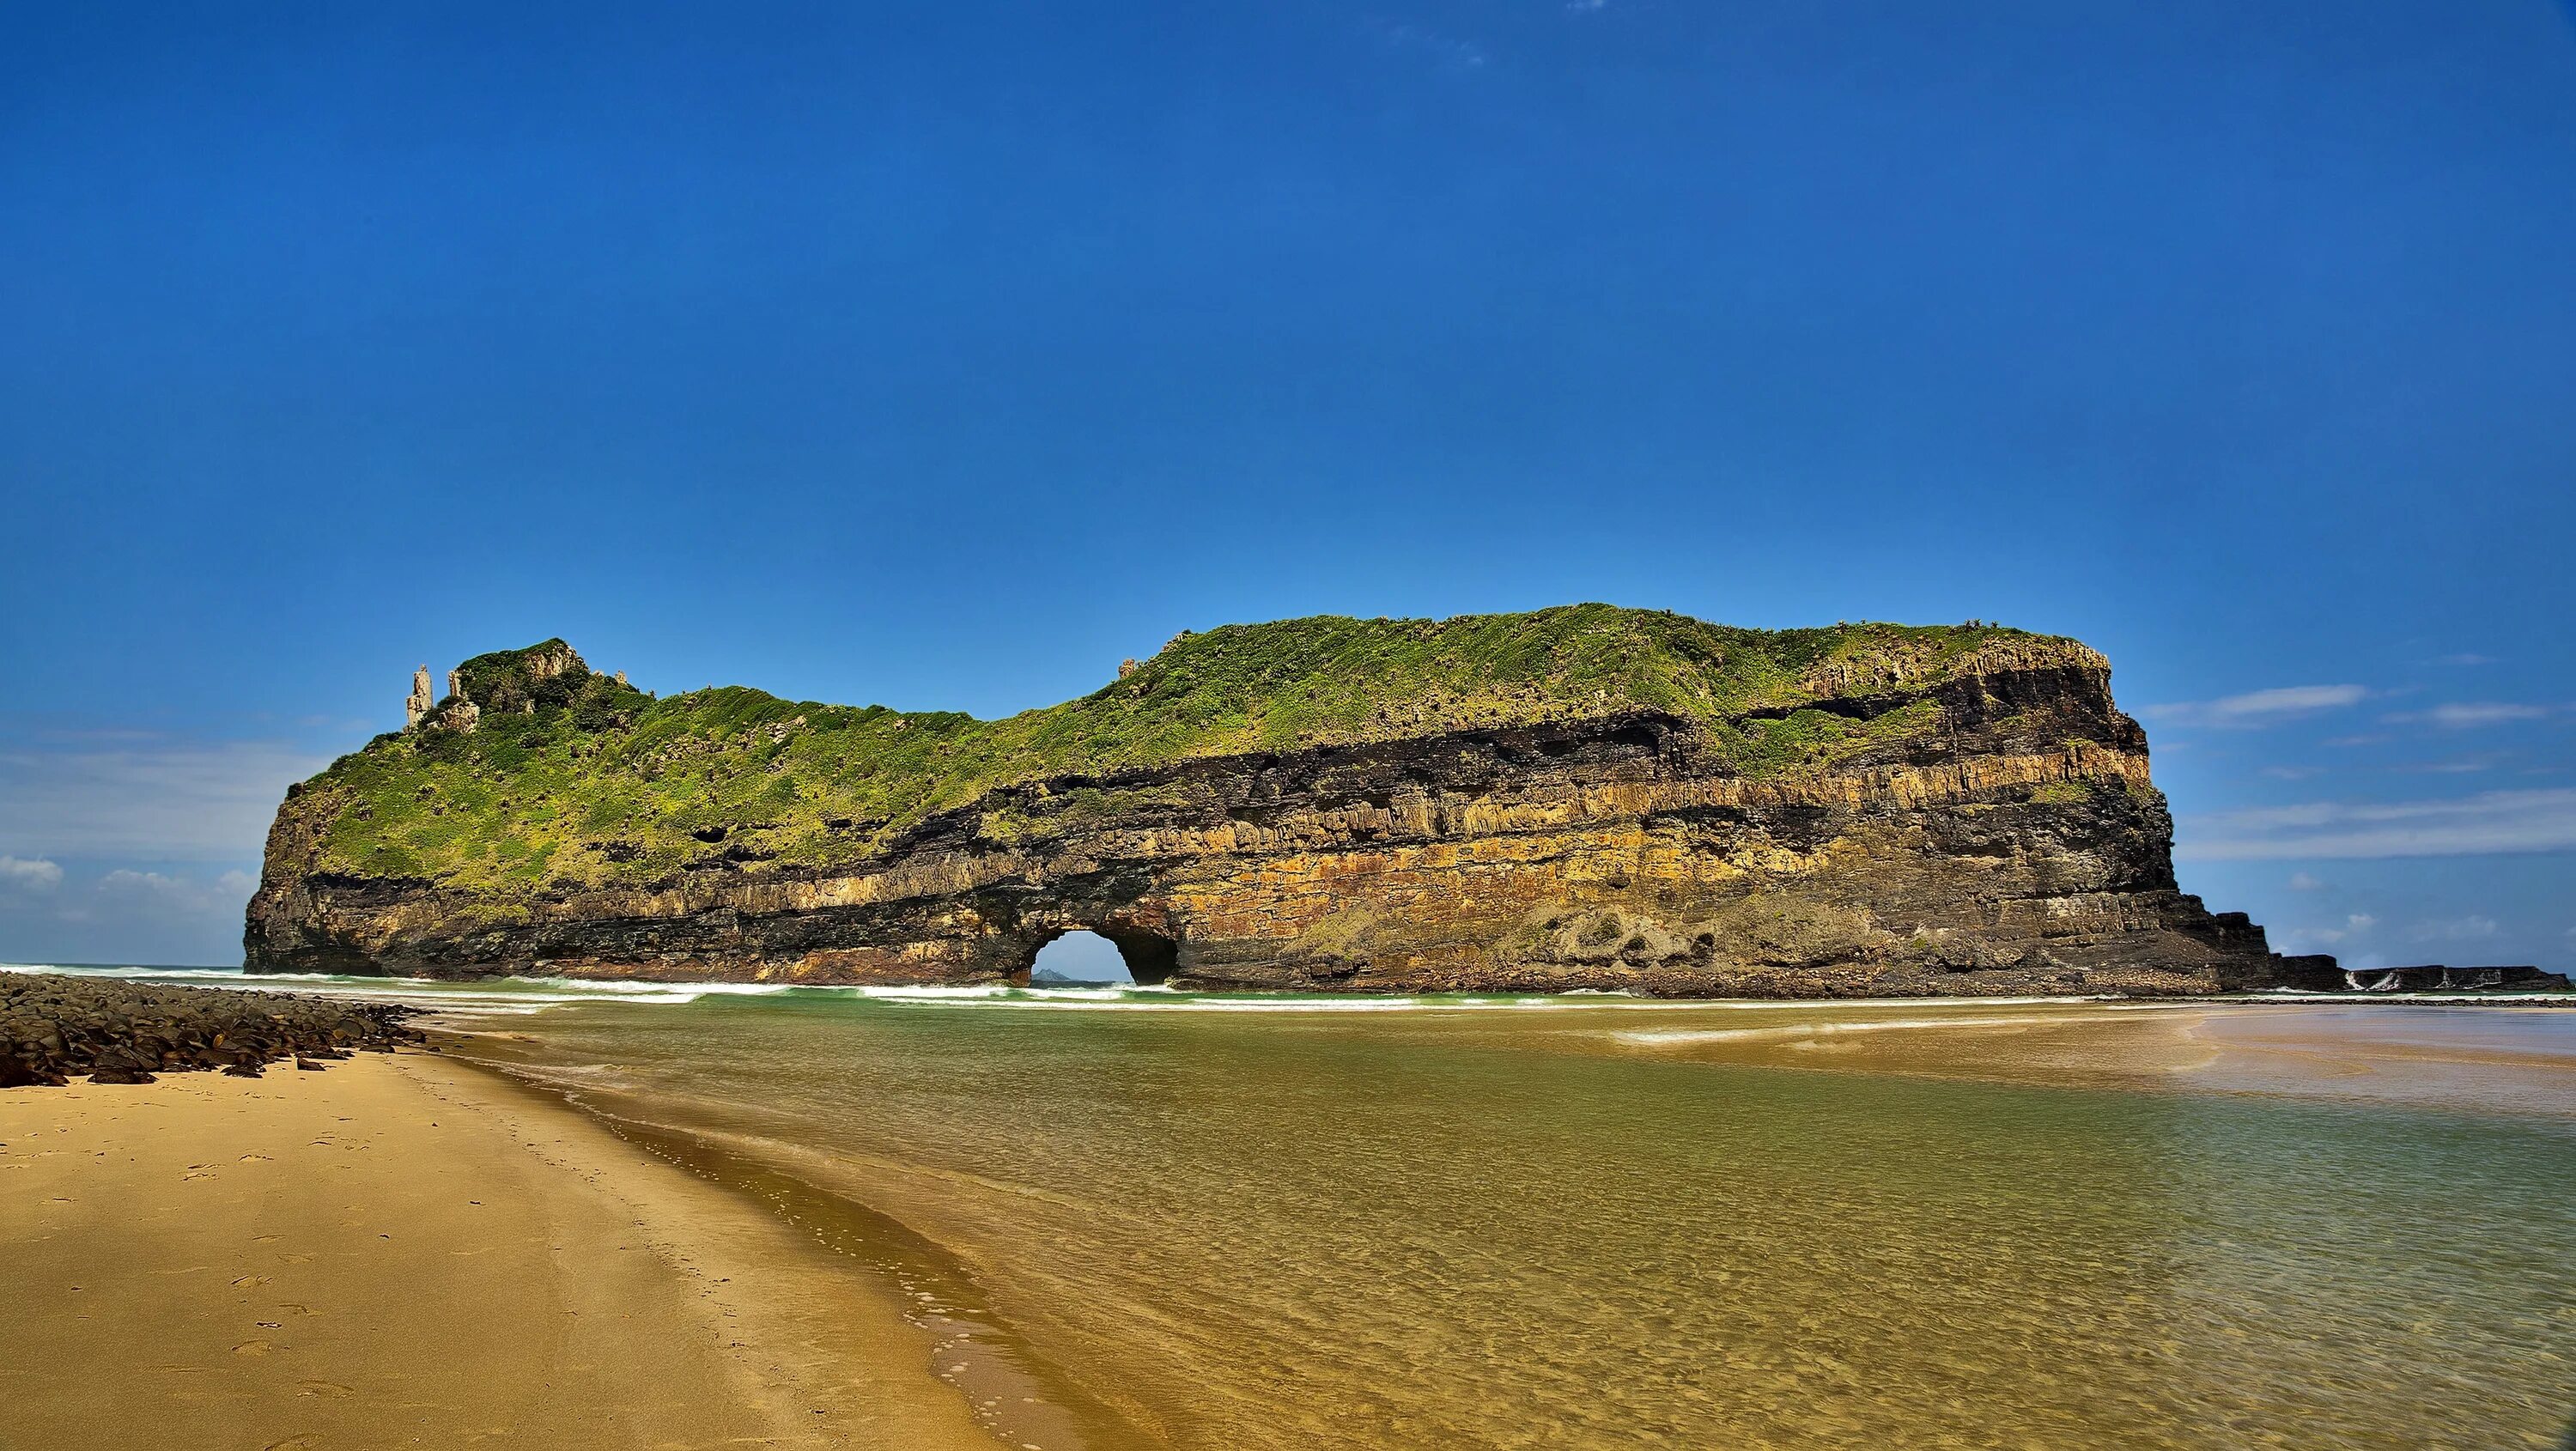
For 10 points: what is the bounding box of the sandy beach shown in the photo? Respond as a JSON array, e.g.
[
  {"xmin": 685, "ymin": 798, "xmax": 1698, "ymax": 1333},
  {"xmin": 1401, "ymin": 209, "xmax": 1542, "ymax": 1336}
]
[{"xmin": 0, "ymin": 1050, "xmax": 1001, "ymax": 1451}]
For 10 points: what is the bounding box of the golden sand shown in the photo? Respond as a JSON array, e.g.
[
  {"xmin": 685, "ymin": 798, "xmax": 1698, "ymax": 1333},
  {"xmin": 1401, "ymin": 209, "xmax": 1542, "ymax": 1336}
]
[{"xmin": 0, "ymin": 1051, "xmax": 1000, "ymax": 1450}]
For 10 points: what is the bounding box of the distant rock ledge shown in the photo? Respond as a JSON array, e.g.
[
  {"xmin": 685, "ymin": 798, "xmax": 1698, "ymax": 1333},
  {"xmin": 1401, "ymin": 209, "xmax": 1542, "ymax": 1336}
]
[{"xmin": 248, "ymin": 606, "xmax": 2364, "ymax": 998}]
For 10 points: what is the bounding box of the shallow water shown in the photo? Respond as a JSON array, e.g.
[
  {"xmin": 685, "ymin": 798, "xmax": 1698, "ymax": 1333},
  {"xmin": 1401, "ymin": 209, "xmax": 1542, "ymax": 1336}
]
[{"xmin": 19, "ymin": 966, "xmax": 2576, "ymax": 1448}]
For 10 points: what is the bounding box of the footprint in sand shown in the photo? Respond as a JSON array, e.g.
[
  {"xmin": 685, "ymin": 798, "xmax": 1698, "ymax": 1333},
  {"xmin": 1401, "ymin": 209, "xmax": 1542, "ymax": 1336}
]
[
  {"xmin": 240, "ymin": 1153, "xmax": 273, "ymax": 1163},
  {"xmin": 296, "ymin": 1380, "xmax": 353, "ymax": 1399},
  {"xmin": 233, "ymin": 1340, "xmax": 274, "ymax": 1356},
  {"xmin": 233, "ymin": 1275, "xmax": 270, "ymax": 1289}
]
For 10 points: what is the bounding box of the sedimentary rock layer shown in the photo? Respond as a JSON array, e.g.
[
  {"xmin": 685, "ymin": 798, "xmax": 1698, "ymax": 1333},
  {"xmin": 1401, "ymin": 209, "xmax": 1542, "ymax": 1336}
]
[{"xmin": 246, "ymin": 608, "xmax": 2333, "ymax": 996}]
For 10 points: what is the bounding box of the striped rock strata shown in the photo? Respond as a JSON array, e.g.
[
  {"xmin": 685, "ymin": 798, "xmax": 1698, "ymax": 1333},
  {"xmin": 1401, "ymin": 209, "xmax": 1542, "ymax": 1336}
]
[{"xmin": 246, "ymin": 616, "xmax": 2327, "ymax": 997}]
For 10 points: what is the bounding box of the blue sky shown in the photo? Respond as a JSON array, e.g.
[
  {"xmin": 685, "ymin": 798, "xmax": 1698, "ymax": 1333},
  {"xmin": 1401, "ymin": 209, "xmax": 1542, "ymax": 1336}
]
[{"xmin": 3, "ymin": 2, "xmax": 2572, "ymax": 968}]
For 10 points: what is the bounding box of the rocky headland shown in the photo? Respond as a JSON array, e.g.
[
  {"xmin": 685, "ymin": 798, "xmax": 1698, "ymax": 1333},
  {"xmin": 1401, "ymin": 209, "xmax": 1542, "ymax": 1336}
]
[{"xmin": 246, "ymin": 606, "xmax": 2348, "ymax": 997}]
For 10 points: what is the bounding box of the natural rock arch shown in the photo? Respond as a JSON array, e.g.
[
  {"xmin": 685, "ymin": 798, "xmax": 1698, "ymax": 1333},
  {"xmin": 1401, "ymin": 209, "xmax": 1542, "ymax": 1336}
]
[{"xmin": 1014, "ymin": 925, "xmax": 1180, "ymax": 987}]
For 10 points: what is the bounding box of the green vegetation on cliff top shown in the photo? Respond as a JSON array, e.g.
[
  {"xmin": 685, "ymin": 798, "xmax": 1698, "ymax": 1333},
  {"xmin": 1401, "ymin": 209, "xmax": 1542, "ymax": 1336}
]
[{"xmin": 296, "ymin": 605, "xmax": 2082, "ymax": 892}]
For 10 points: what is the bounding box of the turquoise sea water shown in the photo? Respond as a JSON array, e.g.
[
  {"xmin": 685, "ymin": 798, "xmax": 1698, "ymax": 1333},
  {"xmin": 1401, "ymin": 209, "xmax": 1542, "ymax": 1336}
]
[{"xmin": 15, "ymin": 963, "xmax": 2575, "ymax": 1449}]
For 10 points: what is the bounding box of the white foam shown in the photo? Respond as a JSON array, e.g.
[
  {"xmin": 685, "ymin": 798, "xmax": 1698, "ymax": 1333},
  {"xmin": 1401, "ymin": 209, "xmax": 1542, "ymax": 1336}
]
[
  {"xmin": 519, "ymin": 976, "xmax": 797, "ymax": 999},
  {"xmin": 987, "ymin": 995, "xmax": 1436, "ymax": 1013},
  {"xmin": 2255, "ymin": 988, "xmax": 2573, "ymax": 1005},
  {"xmin": 1613, "ymin": 1012, "xmax": 2098, "ymax": 1047},
  {"xmin": 8, "ymin": 962, "xmax": 2305, "ymax": 1022}
]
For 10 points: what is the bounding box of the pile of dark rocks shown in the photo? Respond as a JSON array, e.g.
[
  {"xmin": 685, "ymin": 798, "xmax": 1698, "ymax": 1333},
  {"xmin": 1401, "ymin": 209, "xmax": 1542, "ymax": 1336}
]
[{"xmin": 0, "ymin": 973, "xmax": 421, "ymax": 1087}]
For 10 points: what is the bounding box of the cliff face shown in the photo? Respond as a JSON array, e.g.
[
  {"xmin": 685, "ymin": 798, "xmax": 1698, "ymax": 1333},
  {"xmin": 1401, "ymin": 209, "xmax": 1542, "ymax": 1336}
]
[{"xmin": 246, "ymin": 609, "xmax": 2326, "ymax": 996}]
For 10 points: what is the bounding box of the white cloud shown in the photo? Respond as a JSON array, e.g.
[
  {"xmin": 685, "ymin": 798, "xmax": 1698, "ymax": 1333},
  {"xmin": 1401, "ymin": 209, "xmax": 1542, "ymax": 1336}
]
[
  {"xmin": 0, "ymin": 861, "xmax": 260, "ymax": 965},
  {"xmin": 2177, "ymin": 788, "xmax": 2576, "ymax": 860},
  {"xmin": 2398, "ymin": 756, "xmax": 2500, "ymax": 774},
  {"xmin": 2416, "ymin": 702, "xmax": 2550, "ymax": 729},
  {"xmin": 2223, "ymin": 684, "xmax": 2369, "ymax": 716},
  {"xmin": 2261, "ymin": 764, "xmax": 2325, "ymax": 780},
  {"xmin": 1370, "ymin": 19, "xmax": 1489, "ymax": 70},
  {"xmin": 2281, "ymin": 913, "xmax": 2376, "ymax": 950},
  {"xmin": 0, "ymin": 856, "xmax": 64, "ymax": 893},
  {"xmin": 86, "ymin": 867, "xmax": 258, "ymax": 924},
  {"xmin": 0, "ymin": 740, "xmax": 325, "ymax": 861},
  {"xmin": 2287, "ymin": 871, "xmax": 2325, "ymax": 890},
  {"xmin": 2142, "ymin": 684, "xmax": 2366, "ymax": 728},
  {"xmin": 98, "ymin": 867, "xmax": 181, "ymax": 896},
  {"xmin": 2411, "ymin": 914, "xmax": 2499, "ymax": 943}
]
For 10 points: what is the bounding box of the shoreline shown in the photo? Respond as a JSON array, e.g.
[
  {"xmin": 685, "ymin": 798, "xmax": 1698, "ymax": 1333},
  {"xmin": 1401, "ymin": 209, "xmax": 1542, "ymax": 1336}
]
[
  {"xmin": 9, "ymin": 961, "xmax": 2572, "ymax": 1012},
  {"xmin": 450, "ymin": 1034, "xmax": 1160, "ymax": 1451},
  {"xmin": 0, "ymin": 1049, "xmax": 1007, "ymax": 1451}
]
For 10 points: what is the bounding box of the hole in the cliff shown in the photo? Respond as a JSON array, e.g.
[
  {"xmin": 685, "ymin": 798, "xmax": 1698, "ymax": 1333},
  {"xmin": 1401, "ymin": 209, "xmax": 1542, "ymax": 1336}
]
[
  {"xmin": 1026, "ymin": 929, "xmax": 1179, "ymax": 987},
  {"xmin": 1031, "ymin": 932, "xmax": 1130, "ymax": 985}
]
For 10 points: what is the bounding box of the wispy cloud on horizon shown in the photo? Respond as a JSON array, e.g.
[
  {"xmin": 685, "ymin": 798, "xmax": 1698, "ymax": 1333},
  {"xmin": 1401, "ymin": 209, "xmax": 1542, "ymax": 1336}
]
[
  {"xmin": 2282, "ymin": 912, "xmax": 2377, "ymax": 948},
  {"xmin": 2388, "ymin": 701, "xmax": 2558, "ymax": 728},
  {"xmin": 0, "ymin": 862, "xmax": 263, "ymax": 968},
  {"xmin": 2141, "ymin": 683, "xmax": 2366, "ymax": 728},
  {"xmin": 2410, "ymin": 913, "xmax": 2500, "ymax": 943},
  {"xmin": 2176, "ymin": 787, "xmax": 2576, "ymax": 860},
  {"xmin": 0, "ymin": 738, "xmax": 325, "ymax": 861}
]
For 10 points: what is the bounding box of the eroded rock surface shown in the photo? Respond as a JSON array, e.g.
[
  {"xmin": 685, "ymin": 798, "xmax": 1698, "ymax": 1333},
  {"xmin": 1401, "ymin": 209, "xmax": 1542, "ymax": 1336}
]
[{"xmin": 249, "ymin": 609, "xmax": 2335, "ymax": 997}]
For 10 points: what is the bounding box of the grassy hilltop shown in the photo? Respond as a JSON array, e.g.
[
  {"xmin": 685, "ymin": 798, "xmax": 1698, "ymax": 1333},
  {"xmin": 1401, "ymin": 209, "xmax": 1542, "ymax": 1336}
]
[{"xmin": 295, "ymin": 605, "xmax": 2080, "ymax": 895}]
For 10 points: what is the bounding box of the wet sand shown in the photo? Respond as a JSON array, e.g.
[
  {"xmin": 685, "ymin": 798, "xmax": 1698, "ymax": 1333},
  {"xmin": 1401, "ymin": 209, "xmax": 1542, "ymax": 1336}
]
[
  {"xmin": 1607, "ymin": 999, "xmax": 2576, "ymax": 1119},
  {"xmin": 0, "ymin": 1051, "xmax": 1000, "ymax": 1451}
]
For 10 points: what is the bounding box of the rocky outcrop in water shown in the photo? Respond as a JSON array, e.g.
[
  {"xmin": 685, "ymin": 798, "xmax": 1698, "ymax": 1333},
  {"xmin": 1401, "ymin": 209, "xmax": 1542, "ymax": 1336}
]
[
  {"xmin": 248, "ymin": 609, "xmax": 2342, "ymax": 997},
  {"xmin": 2336, "ymin": 964, "xmax": 2569, "ymax": 993}
]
